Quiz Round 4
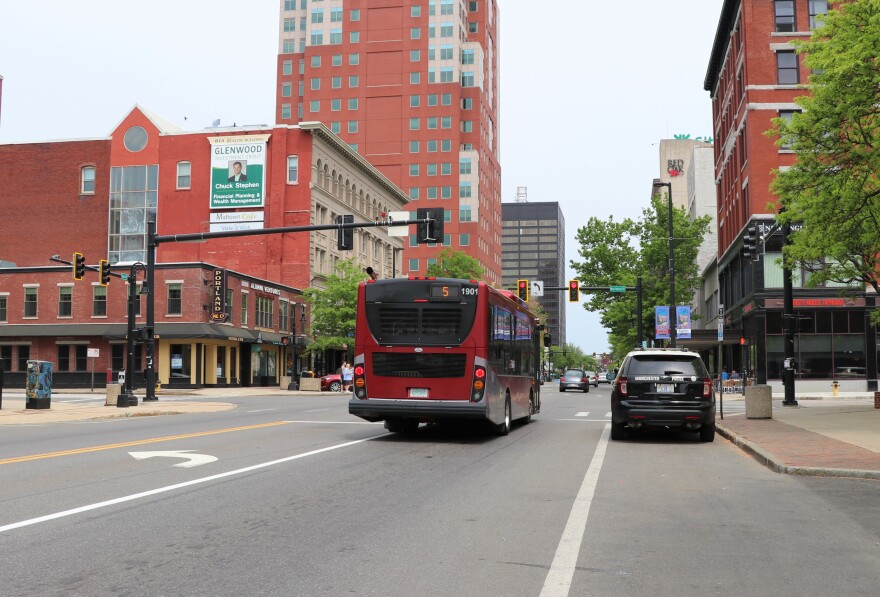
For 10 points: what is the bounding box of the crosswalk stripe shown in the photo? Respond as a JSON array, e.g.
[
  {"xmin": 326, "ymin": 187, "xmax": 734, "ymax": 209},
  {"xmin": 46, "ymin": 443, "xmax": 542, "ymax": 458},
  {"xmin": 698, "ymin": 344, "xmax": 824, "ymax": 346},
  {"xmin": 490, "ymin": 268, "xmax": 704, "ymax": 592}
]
[{"xmin": 575, "ymin": 412, "xmax": 590, "ymax": 417}]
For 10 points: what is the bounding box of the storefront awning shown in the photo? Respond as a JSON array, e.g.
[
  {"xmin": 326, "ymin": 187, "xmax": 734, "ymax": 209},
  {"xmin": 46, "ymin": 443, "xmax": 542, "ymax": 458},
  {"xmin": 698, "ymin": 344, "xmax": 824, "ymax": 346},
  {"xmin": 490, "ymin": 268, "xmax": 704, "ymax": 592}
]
[{"xmin": 0, "ymin": 322, "xmax": 290, "ymax": 345}]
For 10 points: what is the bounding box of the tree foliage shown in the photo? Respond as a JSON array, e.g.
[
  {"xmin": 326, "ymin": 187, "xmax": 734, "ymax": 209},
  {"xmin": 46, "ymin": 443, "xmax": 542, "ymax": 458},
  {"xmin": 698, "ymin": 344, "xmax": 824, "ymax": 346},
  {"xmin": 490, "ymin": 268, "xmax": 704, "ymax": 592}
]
[
  {"xmin": 570, "ymin": 196, "xmax": 711, "ymax": 359},
  {"xmin": 768, "ymin": 0, "xmax": 880, "ymax": 310},
  {"xmin": 425, "ymin": 248, "xmax": 485, "ymax": 280},
  {"xmin": 302, "ymin": 259, "xmax": 366, "ymax": 352},
  {"xmin": 545, "ymin": 343, "xmax": 594, "ymax": 372}
]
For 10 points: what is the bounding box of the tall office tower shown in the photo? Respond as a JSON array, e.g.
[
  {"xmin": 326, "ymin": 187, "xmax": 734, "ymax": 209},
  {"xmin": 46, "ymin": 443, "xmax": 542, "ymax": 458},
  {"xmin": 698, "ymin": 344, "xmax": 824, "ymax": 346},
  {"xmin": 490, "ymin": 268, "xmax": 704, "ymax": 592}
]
[
  {"xmin": 275, "ymin": 0, "xmax": 502, "ymax": 285},
  {"xmin": 501, "ymin": 201, "xmax": 566, "ymax": 348}
]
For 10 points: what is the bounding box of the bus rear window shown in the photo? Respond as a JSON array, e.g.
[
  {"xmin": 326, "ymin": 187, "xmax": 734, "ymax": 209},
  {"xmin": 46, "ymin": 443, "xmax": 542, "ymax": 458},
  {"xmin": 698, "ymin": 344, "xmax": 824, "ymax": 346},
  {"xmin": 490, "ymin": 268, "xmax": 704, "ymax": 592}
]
[{"xmin": 365, "ymin": 304, "xmax": 476, "ymax": 345}]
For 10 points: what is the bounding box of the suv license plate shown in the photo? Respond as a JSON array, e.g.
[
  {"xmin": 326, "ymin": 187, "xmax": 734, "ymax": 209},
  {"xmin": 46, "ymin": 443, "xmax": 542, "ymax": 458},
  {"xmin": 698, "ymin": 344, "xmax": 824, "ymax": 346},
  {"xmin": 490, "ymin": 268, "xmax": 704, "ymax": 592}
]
[
  {"xmin": 409, "ymin": 388, "xmax": 429, "ymax": 398},
  {"xmin": 657, "ymin": 384, "xmax": 674, "ymax": 393}
]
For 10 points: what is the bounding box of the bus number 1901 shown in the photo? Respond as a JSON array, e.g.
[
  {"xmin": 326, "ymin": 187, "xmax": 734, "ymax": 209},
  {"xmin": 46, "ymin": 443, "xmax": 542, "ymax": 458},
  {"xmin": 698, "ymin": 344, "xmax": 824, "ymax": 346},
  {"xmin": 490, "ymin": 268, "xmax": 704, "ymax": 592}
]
[{"xmin": 462, "ymin": 287, "xmax": 478, "ymax": 296}]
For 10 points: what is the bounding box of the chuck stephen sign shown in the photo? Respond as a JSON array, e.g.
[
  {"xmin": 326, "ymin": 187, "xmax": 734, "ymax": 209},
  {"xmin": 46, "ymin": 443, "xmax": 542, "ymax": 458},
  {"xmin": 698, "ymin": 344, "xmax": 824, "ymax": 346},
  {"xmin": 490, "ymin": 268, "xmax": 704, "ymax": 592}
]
[
  {"xmin": 209, "ymin": 135, "xmax": 270, "ymax": 209},
  {"xmin": 211, "ymin": 269, "xmax": 228, "ymax": 322}
]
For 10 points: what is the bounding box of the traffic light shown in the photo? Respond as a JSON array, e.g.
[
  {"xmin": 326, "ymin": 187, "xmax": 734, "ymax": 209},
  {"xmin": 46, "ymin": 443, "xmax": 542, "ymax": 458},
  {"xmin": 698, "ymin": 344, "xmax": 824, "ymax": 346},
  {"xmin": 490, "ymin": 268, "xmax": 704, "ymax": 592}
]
[
  {"xmin": 137, "ymin": 326, "xmax": 154, "ymax": 342},
  {"xmin": 416, "ymin": 207, "xmax": 444, "ymax": 244},
  {"xmin": 336, "ymin": 214, "xmax": 354, "ymax": 250},
  {"xmin": 743, "ymin": 224, "xmax": 757, "ymax": 260},
  {"xmin": 99, "ymin": 259, "xmax": 110, "ymax": 286},
  {"xmin": 73, "ymin": 252, "xmax": 85, "ymax": 280},
  {"xmin": 543, "ymin": 333, "xmax": 552, "ymax": 347},
  {"xmin": 281, "ymin": 336, "xmax": 292, "ymax": 346},
  {"xmin": 568, "ymin": 279, "xmax": 580, "ymax": 302},
  {"xmin": 516, "ymin": 279, "xmax": 529, "ymax": 302}
]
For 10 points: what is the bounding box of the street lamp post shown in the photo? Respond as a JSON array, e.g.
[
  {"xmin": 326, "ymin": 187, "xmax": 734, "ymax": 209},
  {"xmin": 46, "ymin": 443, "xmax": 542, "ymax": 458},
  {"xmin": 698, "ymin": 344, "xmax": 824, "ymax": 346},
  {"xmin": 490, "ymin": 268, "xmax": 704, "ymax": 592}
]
[{"xmin": 653, "ymin": 181, "xmax": 676, "ymax": 348}]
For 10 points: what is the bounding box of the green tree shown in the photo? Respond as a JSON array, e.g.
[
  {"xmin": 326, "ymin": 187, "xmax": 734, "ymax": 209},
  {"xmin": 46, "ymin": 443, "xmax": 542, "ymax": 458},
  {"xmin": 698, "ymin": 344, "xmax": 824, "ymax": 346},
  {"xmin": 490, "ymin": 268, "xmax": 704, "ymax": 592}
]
[
  {"xmin": 303, "ymin": 259, "xmax": 366, "ymax": 353},
  {"xmin": 768, "ymin": 0, "xmax": 880, "ymax": 317},
  {"xmin": 570, "ymin": 196, "xmax": 711, "ymax": 357},
  {"xmin": 425, "ymin": 248, "xmax": 485, "ymax": 280}
]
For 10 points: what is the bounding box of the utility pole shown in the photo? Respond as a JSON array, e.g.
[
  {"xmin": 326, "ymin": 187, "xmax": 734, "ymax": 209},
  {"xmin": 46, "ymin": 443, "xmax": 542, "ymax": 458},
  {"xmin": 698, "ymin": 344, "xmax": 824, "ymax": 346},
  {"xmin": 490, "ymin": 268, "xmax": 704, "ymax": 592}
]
[{"xmin": 782, "ymin": 219, "xmax": 798, "ymax": 406}]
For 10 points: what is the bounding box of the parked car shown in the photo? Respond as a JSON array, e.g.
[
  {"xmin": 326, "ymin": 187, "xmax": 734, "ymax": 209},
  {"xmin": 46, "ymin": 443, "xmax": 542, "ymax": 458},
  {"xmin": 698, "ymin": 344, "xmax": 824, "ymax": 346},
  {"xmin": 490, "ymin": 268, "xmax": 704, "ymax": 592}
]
[
  {"xmin": 610, "ymin": 347, "xmax": 715, "ymax": 442},
  {"xmin": 559, "ymin": 368, "xmax": 590, "ymax": 393},
  {"xmin": 599, "ymin": 371, "xmax": 614, "ymax": 384},
  {"xmin": 584, "ymin": 370, "xmax": 599, "ymax": 387},
  {"xmin": 834, "ymin": 366, "xmax": 866, "ymax": 378},
  {"xmin": 320, "ymin": 373, "xmax": 343, "ymax": 392}
]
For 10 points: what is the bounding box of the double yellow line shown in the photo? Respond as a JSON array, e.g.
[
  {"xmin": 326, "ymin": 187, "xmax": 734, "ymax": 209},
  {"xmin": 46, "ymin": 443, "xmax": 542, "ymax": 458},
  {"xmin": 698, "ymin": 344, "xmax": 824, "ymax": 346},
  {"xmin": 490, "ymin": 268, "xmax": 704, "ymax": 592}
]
[{"xmin": 0, "ymin": 421, "xmax": 290, "ymax": 465}]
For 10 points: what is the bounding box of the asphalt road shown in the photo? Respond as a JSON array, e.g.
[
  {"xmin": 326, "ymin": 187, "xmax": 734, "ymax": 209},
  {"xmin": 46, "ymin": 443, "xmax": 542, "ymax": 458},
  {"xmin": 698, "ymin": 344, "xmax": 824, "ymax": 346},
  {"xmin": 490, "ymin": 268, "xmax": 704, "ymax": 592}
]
[{"xmin": 1, "ymin": 384, "xmax": 878, "ymax": 596}]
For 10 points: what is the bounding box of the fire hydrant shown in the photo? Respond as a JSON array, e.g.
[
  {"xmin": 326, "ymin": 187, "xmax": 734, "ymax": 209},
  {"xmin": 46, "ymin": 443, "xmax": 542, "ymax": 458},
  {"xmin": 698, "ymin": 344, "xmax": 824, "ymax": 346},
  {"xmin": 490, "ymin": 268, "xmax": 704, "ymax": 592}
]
[{"xmin": 831, "ymin": 380, "xmax": 839, "ymax": 396}]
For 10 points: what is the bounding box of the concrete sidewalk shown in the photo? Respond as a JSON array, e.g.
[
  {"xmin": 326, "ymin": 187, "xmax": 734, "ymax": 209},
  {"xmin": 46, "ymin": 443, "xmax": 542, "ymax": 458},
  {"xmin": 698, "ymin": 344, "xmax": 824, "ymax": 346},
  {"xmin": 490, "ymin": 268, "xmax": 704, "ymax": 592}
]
[{"xmin": 716, "ymin": 393, "xmax": 880, "ymax": 480}]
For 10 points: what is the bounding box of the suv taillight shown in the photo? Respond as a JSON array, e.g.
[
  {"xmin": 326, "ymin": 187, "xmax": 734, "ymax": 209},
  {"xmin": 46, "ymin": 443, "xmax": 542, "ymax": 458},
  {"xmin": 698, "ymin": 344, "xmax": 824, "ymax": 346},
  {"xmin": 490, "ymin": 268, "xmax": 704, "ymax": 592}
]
[
  {"xmin": 616, "ymin": 376, "xmax": 628, "ymax": 398},
  {"xmin": 703, "ymin": 377, "xmax": 712, "ymax": 398}
]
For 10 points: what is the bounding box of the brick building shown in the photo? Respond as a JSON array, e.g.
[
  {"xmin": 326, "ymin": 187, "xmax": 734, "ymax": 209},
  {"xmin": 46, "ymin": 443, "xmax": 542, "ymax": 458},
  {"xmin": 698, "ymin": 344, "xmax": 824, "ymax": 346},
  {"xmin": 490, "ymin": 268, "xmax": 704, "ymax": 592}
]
[
  {"xmin": 274, "ymin": 0, "xmax": 502, "ymax": 285},
  {"xmin": 704, "ymin": 0, "xmax": 875, "ymax": 391},
  {"xmin": 0, "ymin": 106, "xmax": 407, "ymax": 388}
]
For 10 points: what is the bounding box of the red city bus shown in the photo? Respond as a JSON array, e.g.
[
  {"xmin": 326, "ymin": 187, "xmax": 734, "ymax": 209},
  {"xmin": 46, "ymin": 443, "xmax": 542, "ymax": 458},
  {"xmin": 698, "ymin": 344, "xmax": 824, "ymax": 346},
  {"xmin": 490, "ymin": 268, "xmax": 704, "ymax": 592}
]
[{"xmin": 348, "ymin": 277, "xmax": 542, "ymax": 434}]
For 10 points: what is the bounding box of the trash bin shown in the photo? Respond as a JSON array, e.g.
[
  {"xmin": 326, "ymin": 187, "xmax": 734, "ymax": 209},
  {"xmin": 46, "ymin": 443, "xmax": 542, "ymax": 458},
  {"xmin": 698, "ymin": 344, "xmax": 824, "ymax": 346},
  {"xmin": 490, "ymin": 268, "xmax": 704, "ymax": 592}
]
[
  {"xmin": 745, "ymin": 385, "xmax": 772, "ymax": 419},
  {"xmin": 25, "ymin": 360, "xmax": 53, "ymax": 410}
]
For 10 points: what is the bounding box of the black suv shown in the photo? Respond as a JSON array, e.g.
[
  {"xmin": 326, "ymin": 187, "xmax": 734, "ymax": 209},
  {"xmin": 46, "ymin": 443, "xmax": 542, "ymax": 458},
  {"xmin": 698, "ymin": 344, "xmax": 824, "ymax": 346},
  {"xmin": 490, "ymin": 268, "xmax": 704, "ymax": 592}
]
[{"xmin": 610, "ymin": 348, "xmax": 715, "ymax": 442}]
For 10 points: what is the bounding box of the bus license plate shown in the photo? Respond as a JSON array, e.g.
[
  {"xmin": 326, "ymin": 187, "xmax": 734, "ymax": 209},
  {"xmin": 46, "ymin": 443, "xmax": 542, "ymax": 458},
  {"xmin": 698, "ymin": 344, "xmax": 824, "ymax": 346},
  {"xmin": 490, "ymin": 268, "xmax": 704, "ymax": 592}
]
[
  {"xmin": 657, "ymin": 384, "xmax": 674, "ymax": 393},
  {"xmin": 409, "ymin": 388, "xmax": 429, "ymax": 398}
]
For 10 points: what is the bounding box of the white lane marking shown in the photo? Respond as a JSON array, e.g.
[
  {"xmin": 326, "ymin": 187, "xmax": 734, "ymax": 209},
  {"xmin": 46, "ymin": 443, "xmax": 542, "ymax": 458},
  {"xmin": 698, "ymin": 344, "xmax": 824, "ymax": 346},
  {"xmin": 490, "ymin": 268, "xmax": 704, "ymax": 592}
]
[
  {"xmin": 574, "ymin": 412, "xmax": 590, "ymax": 417},
  {"xmin": 540, "ymin": 423, "xmax": 610, "ymax": 597},
  {"xmin": 246, "ymin": 409, "xmax": 278, "ymax": 413},
  {"xmin": 558, "ymin": 419, "xmax": 612, "ymax": 423},
  {"xmin": 303, "ymin": 408, "xmax": 332, "ymax": 413},
  {"xmin": 605, "ymin": 412, "xmax": 612, "ymax": 418},
  {"xmin": 129, "ymin": 450, "xmax": 218, "ymax": 468},
  {"xmin": 0, "ymin": 434, "xmax": 387, "ymax": 534}
]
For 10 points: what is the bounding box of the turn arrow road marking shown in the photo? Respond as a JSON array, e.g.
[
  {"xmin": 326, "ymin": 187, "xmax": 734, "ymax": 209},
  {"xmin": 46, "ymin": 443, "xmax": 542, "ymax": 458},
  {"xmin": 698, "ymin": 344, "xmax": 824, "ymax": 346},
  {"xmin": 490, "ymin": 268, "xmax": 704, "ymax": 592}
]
[{"xmin": 129, "ymin": 450, "xmax": 218, "ymax": 468}]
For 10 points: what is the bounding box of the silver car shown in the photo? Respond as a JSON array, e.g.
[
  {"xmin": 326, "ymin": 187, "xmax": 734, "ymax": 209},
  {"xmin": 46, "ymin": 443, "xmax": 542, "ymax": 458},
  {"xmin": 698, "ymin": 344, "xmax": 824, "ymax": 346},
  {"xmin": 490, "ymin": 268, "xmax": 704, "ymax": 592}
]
[{"xmin": 559, "ymin": 369, "xmax": 590, "ymax": 393}]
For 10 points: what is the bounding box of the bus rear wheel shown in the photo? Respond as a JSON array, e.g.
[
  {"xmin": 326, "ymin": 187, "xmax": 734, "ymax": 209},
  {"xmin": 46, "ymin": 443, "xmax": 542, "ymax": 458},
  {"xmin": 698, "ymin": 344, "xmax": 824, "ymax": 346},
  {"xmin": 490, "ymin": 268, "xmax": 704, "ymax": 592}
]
[{"xmin": 496, "ymin": 396, "xmax": 511, "ymax": 436}]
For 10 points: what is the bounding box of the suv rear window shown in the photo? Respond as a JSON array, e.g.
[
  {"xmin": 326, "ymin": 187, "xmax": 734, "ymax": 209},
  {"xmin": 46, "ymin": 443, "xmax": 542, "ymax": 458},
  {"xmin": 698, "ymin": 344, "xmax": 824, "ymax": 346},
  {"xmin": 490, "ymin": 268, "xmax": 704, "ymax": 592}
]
[
  {"xmin": 628, "ymin": 355, "xmax": 706, "ymax": 377},
  {"xmin": 564, "ymin": 369, "xmax": 584, "ymax": 377}
]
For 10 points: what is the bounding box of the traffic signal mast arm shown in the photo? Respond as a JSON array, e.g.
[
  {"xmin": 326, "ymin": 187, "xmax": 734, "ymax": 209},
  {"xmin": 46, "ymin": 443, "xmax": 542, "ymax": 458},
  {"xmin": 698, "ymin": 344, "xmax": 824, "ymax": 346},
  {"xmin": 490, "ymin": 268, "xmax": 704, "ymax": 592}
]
[
  {"xmin": 50, "ymin": 254, "xmax": 125, "ymax": 280},
  {"xmin": 152, "ymin": 217, "xmax": 438, "ymax": 245}
]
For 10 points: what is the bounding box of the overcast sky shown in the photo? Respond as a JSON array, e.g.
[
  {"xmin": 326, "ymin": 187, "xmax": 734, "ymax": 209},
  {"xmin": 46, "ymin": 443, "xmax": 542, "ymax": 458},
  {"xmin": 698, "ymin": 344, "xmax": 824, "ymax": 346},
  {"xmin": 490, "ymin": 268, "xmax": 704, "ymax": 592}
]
[{"xmin": 0, "ymin": 0, "xmax": 725, "ymax": 356}]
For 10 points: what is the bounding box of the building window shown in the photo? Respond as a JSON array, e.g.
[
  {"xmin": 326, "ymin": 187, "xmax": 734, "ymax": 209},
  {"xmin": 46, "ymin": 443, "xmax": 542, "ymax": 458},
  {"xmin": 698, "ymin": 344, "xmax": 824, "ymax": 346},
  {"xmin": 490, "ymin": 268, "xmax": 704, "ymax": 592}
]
[
  {"xmin": 282, "ymin": 40, "xmax": 295, "ymax": 54},
  {"xmin": 410, "ymin": 49, "xmax": 420, "ymax": 62},
  {"xmin": 427, "ymin": 186, "xmax": 438, "ymax": 199},
  {"xmin": 349, "ymin": 53, "xmax": 360, "ymax": 65},
  {"xmin": 256, "ymin": 296, "xmax": 274, "ymax": 329},
  {"xmin": 311, "ymin": 8, "xmax": 324, "ymax": 23},
  {"xmin": 331, "ymin": 121, "xmax": 341, "ymax": 134},
  {"xmin": 281, "ymin": 104, "xmax": 292, "ymax": 120},
  {"xmin": 409, "ymin": 187, "xmax": 420, "ymax": 200},
  {"xmin": 461, "ymin": 71, "xmax": 475, "ymax": 87},
  {"xmin": 777, "ymin": 51, "xmax": 799, "ymax": 85},
  {"xmin": 409, "ymin": 141, "xmax": 420, "ymax": 153},
  {"xmin": 24, "ymin": 287, "xmax": 37, "ymax": 318},
  {"xmin": 442, "ymin": 140, "xmax": 452, "ymax": 152},
  {"xmin": 441, "ymin": 186, "xmax": 452, "ymax": 199},
  {"xmin": 409, "ymin": 258, "xmax": 419, "ymax": 272},
  {"xmin": 350, "ymin": 8, "xmax": 360, "ymax": 21},
  {"xmin": 332, "ymin": 54, "xmax": 342, "ymax": 66},
  {"xmin": 409, "ymin": 164, "xmax": 420, "ymax": 176},
  {"xmin": 348, "ymin": 98, "xmax": 358, "ymax": 110},
  {"xmin": 58, "ymin": 345, "xmax": 70, "ymax": 372},
  {"xmin": 410, "ymin": 95, "xmax": 420, "ymax": 108},
  {"xmin": 330, "ymin": 28, "xmax": 342, "ymax": 44},
  {"xmin": 331, "ymin": 7, "xmax": 343, "ymax": 22},
  {"xmin": 331, "ymin": 76, "xmax": 342, "ymax": 89},
  {"xmin": 778, "ymin": 110, "xmax": 800, "ymax": 149},
  {"xmin": 225, "ymin": 289, "xmax": 234, "ymax": 321},
  {"xmin": 468, "ymin": 22, "xmax": 477, "ymax": 33},
  {"xmin": 311, "ymin": 30, "xmax": 323, "ymax": 45},
  {"xmin": 348, "ymin": 121, "xmax": 358, "ymax": 133},
  {"xmin": 469, "ymin": 2, "xmax": 478, "ymax": 12},
  {"xmin": 427, "ymin": 116, "xmax": 438, "ymax": 129},
  {"xmin": 411, "ymin": 28, "xmax": 421, "ymax": 40},
  {"xmin": 410, "ymin": 117, "xmax": 420, "ymax": 130},
  {"xmin": 441, "ymin": 93, "xmax": 452, "ymax": 105},
  {"xmin": 461, "ymin": 97, "xmax": 473, "ymax": 110},
  {"xmin": 241, "ymin": 292, "xmax": 249, "ymax": 326},
  {"xmin": 460, "ymin": 206, "xmax": 472, "ymax": 222},
  {"xmin": 441, "ymin": 116, "xmax": 451, "ymax": 129},
  {"xmin": 411, "ymin": 6, "xmax": 421, "ymax": 17},
  {"xmin": 428, "ymin": 94, "xmax": 438, "ymax": 107},
  {"xmin": 279, "ymin": 300, "xmax": 290, "ymax": 333},
  {"xmin": 176, "ymin": 161, "xmax": 191, "ymax": 189},
  {"xmin": 427, "ymin": 140, "xmax": 438, "ymax": 152},
  {"xmin": 58, "ymin": 286, "xmax": 72, "ymax": 318},
  {"xmin": 331, "ymin": 98, "xmax": 342, "ymax": 111},
  {"xmin": 310, "ymin": 100, "xmax": 320, "ymax": 112},
  {"xmin": 282, "ymin": 60, "xmax": 293, "ymax": 75},
  {"xmin": 460, "ymin": 158, "xmax": 472, "ymax": 174},
  {"xmin": 167, "ymin": 283, "xmax": 182, "ymax": 316},
  {"xmin": 109, "ymin": 165, "xmax": 158, "ymax": 264},
  {"xmin": 349, "ymin": 75, "xmax": 359, "ymax": 87},
  {"xmin": 809, "ymin": 0, "xmax": 828, "ymax": 29},
  {"xmin": 774, "ymin": 1, "xmax": 796, "ymax": 32},
  {"xmin": 92, "ymin": 285, "xmax": 107, "ymax": 317},
  {"xmin": 462, "ymin": 120, "xmax": 474, "ymax": 133},
  {"xmin": 460, "ymin": 182, "xmax": 472, "ymax": 198},
  {"xmin": 350, "ymin": 31, "xmax": 360, "ymax": 43},
  {"xmin": 0, "ymin": 295, "xmax": 6, "ymax": 322},
  {"xmin": 81, "ymin": 166, "xmax": 96, "ymax": 194},
  {"xmin": 410, "ymin": 72, "xmax": 420, "ymax": 84},
  {"xmin": 440, "ymin": 67, "xmax": 454, "ymax": 83},
  {"xmin": 311, "ymin": 78, "xmax": 321, "ymax": 91},
  {"xmin": 287, "ymin": 155, "xmax": 299, "ymax": 183}
]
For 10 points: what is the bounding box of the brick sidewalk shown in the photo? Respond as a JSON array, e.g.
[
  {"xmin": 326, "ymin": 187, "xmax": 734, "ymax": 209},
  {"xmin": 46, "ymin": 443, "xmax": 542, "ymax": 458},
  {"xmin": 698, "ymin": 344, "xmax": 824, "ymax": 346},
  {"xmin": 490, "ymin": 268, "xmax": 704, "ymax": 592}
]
[{"xmin": 717, "ymin": 416, "xmax": 880, "ymax": 479}]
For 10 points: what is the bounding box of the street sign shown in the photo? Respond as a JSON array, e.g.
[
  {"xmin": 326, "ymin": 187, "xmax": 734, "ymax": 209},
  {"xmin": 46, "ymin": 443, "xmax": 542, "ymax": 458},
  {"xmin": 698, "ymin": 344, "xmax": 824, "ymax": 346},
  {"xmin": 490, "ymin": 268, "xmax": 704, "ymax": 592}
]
[
  {"xmin": 121, "ymin": 274, "xmax": 129, "ymax": 280},
  {"xmin": 531, "ymin": 280, "xmax": 544, "ymax": 297},
  {"xmin": 87, "ymin": 348, "xmax": 100, "ymax": 358},
  {"xmin": 609, "ymin": 285, "xmax": 626, "ymax": 292}
]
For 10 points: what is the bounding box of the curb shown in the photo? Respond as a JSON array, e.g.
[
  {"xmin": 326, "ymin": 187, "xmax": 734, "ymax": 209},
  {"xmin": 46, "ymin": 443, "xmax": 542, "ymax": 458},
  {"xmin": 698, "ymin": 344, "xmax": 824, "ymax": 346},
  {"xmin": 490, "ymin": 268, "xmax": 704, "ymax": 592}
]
[{"xmin": 716, "ymin": 423, "xmax": 880, "ymax": 480}]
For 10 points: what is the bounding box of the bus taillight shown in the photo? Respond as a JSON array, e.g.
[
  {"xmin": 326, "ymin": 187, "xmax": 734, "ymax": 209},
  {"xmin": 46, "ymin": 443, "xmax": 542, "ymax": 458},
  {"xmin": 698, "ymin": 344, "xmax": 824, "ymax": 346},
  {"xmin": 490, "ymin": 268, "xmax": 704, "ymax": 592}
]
[
  {"xmin": 354, "ymin": 365, "xmax": 364, "ymax": 376},
  {"xmin": 471, "ymin": 366, "xmax": 486, "ymax": 402},
  {"xmin": 354, "ymin": 360, "xmax": 367, "ymax": 399}
]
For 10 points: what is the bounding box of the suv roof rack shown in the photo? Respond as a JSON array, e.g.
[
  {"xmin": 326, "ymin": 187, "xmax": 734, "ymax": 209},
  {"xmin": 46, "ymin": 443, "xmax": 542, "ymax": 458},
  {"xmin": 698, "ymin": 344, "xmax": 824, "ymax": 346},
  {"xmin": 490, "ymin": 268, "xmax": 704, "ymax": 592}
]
[{"xmin": 631, "ymin": 346, "xmax": 691, "ymax": 352}]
